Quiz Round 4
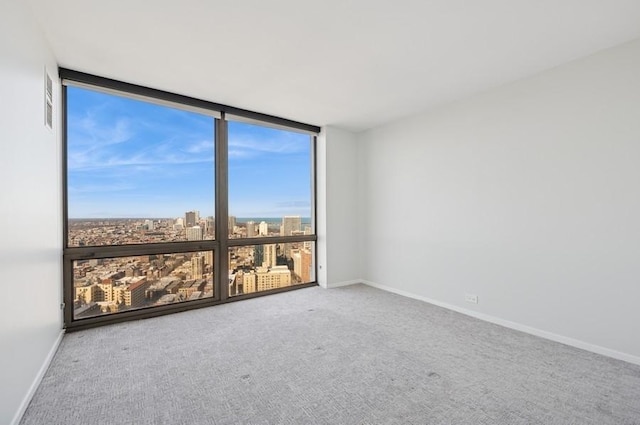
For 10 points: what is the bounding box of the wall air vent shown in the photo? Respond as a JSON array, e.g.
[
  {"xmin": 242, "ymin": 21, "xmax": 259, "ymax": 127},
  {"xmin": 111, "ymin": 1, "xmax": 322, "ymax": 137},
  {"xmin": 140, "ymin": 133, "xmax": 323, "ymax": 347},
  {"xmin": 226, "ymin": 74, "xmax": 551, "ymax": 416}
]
[{"xmin": 45, "ymin": 69, "xmax": 53, "ymax": 129}]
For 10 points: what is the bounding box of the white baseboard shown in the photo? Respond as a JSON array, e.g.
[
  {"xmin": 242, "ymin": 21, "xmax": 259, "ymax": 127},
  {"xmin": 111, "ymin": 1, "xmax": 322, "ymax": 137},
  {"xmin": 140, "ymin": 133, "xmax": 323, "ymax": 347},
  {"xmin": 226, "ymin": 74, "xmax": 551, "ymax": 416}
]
[
  {"xmin": 361, "ymin": 280, "xmax": 640, "ymax": 367},
  {"xmin": 326, "ymin": 279, "xmax": 362, "ymax": 289},
  {"xmin": 11, "ymin": 329, "xmax": 65, "ymax": 425}
]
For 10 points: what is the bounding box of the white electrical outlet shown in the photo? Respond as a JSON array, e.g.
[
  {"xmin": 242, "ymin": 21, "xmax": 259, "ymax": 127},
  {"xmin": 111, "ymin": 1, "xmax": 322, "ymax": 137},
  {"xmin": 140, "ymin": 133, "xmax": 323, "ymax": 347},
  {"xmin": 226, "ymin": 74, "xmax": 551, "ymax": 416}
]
[{"xmin": 465, "ymin": 293, "xmax": 478, "ymax": 304}]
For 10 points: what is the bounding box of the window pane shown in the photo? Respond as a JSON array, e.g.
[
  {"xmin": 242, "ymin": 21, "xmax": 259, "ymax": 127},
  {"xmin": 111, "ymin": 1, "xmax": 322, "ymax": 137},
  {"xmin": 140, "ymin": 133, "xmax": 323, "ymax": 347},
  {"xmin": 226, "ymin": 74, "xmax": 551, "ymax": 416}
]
[
  {"xmin": 229, "ymin": 242, "xmax": 314, "ymax": 297},
  {"xmin": 73, "ymin": 251, "xmax": 214, "ymax": 319},
  {"xmin": 66, "ymin": 86, "xmax": 215, "ymax": 247},
  {"xmin": 228, "ymin": 121, "xmax": 313, "ymax": 239}
]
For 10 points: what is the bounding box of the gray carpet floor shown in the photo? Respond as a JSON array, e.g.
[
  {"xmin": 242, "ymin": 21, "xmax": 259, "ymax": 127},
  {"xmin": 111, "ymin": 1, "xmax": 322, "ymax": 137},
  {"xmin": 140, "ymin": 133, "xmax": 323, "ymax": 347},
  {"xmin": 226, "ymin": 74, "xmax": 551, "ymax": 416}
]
[{"xmin": 21, "ymin": 284, "xmax": 640, "ymax": 425}]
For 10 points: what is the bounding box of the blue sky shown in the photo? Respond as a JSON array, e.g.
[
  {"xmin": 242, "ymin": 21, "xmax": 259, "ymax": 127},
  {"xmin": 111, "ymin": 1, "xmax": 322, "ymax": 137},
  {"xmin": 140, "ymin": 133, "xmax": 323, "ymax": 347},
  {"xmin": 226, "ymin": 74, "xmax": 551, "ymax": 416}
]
[{"xmin": 67, "ymin": 86, "xmax": 312, "ymax": 219}]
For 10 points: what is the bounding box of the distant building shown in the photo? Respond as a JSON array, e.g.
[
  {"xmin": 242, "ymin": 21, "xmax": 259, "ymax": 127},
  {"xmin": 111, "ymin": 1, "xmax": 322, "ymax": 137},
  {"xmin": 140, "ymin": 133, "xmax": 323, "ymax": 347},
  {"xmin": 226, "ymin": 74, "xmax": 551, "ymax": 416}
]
[
  {"xmin": 188, "ymin": 291, "xmax": 203, "ymax": 301},
  {"xmin": 98, "ymin": 281, "xmax": 114, "ymax": 302},
  {"xmin": 281, "ymin": 216, "xmax": 302, "ymax": 257},
  {"xmin": 191, "ymin": 255, "xmax": 205, "ymax": 279},
  {"xmin": 75, "ymin": 283, "xmax": 100, "ymax": 304},
  {"xmin": 263, "ymin": 244, "xmax": 277, "ymax": 268},
  {"xmin": 254, "ymin": 243, "xmax": 277, "ymax": 268},
  {"xmin": 246, "ymin": 221, "xmax": 256, "ymax": 237},
  {"xmin": 257, "ymin": 265, "xmax": 291, "ymax": 291},
  {"xmin": 123, "ymin": 277, "xmax": 149, "ymax": 307},
  {"xmin": 186, "ymin": 225, "xmax": 203, "ymax": 241},
  {"xmin": 259, "ymin": 221, "xmax": 269, "ymax": 236},
  {"xmin": 111, "ymin": 276, "xmax": 149, "ymax": 307},
  {"xmin": 156, "ymin": 294, "xmax": 180, "ymax": 305},
  {"xmin": 241, "ymin": 265, "xmax": 292, "ymax": 294},
  {"xmin": 241, "ymin": 272, "xmax": 256, "ymax": 294},
  {"xmin": 178, "ymin": 279, "xmax": 206, "ymax": 299},
  {"xmin": 74, "ymin": 302, "xmax": 100, "ymax": 318},
  {"xmin": 292, "ymin": 248, "xmax": 313, "ymax": 282},
  {"xmin": 204, "ymin": 251, "xmax": 214, "ymax": 267},
  {"xmin": 206, "ymin": 216, "xmax": 215, "ymax": 236},
  {"xmin": 281, "ymin": 216, "xmax": 301, "ymax": 236},
  {"xmin": 185, "ymin": 210, "xmax": 198, "ymax": 228}
]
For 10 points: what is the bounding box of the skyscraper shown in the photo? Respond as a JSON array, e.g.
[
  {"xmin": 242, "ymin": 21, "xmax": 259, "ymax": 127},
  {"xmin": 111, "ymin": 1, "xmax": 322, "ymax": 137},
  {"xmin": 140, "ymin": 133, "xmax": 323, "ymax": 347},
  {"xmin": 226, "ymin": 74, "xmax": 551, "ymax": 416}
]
[
  {"xmin": 258, "ymin": 221, "xmax": 269, "ymax": 236},
  {"xmin": 263, "ymin": 244, "xmax": 277, "ymax": 268},
  {"xmin": 281, "ymin": 216, "xmax": 301, "ymax": 258},
  {"xmin": 191, "ymin": 255, "xmax": 205, "ymax": 279},
  {"xmin": 228, "ymin": 216, "xmax": 237, "ymax": 234},
  {"xmin": 246, "ymin": 221, "xmax": 256, "ymax": 237},
  {"xmin": 254, "ymin": 245, "xmax": 264, "ymax": 268},
  {"xmin": 185, "ymin": 211, "xmax": 197, "ymax": 228},
  {"xmin": 281, "ymin": 216, "xmax": 301, "ymax": 236},
  {"xmin": 206, "ymin": 216, "xmax": 215, "ymax": 237},
  {"xmin": 186, "ymin": 226, "xmax": 203, "ymax": 241},
  {"xmin": 301, "ymin": 248, "xmax": 312, "ymax": 282},
  {"xmin": 204, "ymin": 251, "xmax": 214, "ymax": 267},
  {"xmin": 254, "ymin": 244, "xmax": 276, "ymax": 268}
]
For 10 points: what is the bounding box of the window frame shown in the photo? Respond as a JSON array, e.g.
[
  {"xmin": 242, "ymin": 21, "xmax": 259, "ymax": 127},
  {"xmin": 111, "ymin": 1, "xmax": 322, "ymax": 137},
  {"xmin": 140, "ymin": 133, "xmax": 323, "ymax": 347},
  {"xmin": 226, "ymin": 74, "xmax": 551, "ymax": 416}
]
[{"xmin": 61, "ymin": 69, "xmax": 319, "ymax": 331}]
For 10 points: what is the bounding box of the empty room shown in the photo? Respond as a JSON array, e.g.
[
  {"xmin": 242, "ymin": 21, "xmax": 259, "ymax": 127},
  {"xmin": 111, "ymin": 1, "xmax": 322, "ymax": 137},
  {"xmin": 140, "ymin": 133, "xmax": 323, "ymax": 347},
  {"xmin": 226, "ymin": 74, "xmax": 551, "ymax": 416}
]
[{"xmin": 2, "ymin": 0, "xmax": 640, "ymax": 424}]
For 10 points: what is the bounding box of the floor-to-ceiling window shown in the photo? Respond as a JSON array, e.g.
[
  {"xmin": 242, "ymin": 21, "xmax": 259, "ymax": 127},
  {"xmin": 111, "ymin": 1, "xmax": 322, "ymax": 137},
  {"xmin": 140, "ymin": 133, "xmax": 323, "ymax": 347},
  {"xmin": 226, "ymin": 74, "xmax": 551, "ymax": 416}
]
[
  {"xmin": 227, "ymin": 120, "xmax": 315, "ymax": 297},
  {"xmin": 62, "ymin": 69, "xmax": 318, "ymax": 330}
]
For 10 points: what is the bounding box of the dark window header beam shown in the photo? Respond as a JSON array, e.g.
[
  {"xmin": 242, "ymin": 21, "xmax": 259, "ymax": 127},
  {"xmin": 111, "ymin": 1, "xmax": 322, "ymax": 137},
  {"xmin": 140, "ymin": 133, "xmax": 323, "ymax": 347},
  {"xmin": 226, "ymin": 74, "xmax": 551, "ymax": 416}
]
[{"xmin": 59, "ymin": 67, "xmax": 321, "ymax": 135}]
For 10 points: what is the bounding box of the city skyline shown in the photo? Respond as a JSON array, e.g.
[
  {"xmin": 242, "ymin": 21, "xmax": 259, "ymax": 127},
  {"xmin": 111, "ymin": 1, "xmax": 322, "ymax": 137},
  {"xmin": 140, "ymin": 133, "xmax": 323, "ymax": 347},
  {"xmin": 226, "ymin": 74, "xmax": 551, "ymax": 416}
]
[
  {"xmin": 68, "ymin": 215, "xmax": 313, "ymax": 221},
  {"xmin": 67, "ymin": 85, "xmax": 312, "ymax": 219},
  {"xmin": 67, "ymin": 213, "xmax": 313, "ymax": 248}
]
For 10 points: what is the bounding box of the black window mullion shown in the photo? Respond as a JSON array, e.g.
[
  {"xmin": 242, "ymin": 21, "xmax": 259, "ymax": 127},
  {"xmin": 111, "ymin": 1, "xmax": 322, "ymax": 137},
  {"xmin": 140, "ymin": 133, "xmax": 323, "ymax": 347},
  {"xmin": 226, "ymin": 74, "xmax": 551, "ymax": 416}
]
[
  {"xmin": 64, "ymin": 241, "xmax": 219, "ymax": 261},
  {"xmin": 59, "ymin": 68, "xmax": 320, "ymax": 134},
  {"xmin": 226, "ymin": 235, "xmax": 317, "ymax": 247},
  {"xmin": 216, "ymin": 115, "xmax": 229, "ymax": 302}
]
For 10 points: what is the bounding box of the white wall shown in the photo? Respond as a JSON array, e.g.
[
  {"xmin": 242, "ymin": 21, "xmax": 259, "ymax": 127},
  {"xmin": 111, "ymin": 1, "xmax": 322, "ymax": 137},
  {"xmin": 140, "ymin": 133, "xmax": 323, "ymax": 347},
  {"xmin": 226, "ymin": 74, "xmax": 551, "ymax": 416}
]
[
  {"xmin": 0, "ymin": 1, "xmax": 63, "ymax": 424},
  {"xmin": 359, "ymin": 39, "xmax": 640, "ymax": 363},
  {"xmin": 316, "ymin": 126, "xmax": 360, "ymax": 288}
]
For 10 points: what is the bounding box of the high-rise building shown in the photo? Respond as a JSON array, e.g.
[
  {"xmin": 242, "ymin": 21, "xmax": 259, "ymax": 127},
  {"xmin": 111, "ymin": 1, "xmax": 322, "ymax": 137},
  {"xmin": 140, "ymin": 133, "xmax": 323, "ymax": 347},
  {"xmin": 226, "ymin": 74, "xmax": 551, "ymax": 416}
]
[
  {"xmin": 254, "ymin": 245, "xmax": 263, "ymax": 268},
  {"xmin": 75, "ymin": 284, "xmax": 100, "ymax": 304},
  {"xmin": 263, "ymin": 244, "xmax": 277, "ymax": 268},
  {"xmin": 228, "ymin": 216, "xmax": 237, "ymax": 234},
  {"xmin": 259, "ymin": 221, "xmax": 269, "ymax": 236},
  {"xmin": 281, "ymin": 216, "xmax": 301, "ymax": 236},
  {"xmin": 255, "ymin": 244, "xmax": 278, "ymax": 268},
  {"xmin": 144, "ymin": 219, "xmax": 154, "ymax": 230},
  {"xmin": 191, "ymin": 255, "xmax": 205, "ymax": 279},
  {"xmin": 204, "ymin": 251, "xmax": 214, "ymax": 267},
  {"xmin": 281, "ymin": 216, "xmax": 302, "ymax": 258},
  {"xmin": 256, "ymin": 265, "xmax": 291, "ymax": 291},
  {"xmin": 241, "ymin": 272, "xmax": 256, "ymax": 294},
  {"xmin": 246, "ymin": 221, "xmax": 256, "ymax": 237},
  {"xmin": 98, "ymin": 281, "xmax": 114, "ymax": 302},
  {"xmin": 206, "ymin": 216, "xmax": 215, "ymax": 236},
  {"xmin": 185, "ymin": 211, "xmax": 198, "ymax": 228},
  {"xmin": 241, "ymin": 265, "xmax": 292, "ymax": 294},
  {"xmin": 293, "ymin": 248, "xmax": 312, "ymax": 282},
  {"xmin": 255, "ymin": 244, "xmax": 276, "ymax": 268},
  {"xmin": 122, "ymin": 277, "xmax": 149, "ymax": 307},
  {"xmin": 186, "ymin": 226, "xmax": 203, "ymax": 241}
]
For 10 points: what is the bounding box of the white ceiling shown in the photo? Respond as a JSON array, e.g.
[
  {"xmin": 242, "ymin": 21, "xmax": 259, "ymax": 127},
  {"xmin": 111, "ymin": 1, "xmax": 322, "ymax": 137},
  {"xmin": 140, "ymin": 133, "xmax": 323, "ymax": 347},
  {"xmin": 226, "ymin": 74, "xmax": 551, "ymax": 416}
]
[{"xmin": 26, "ymin": 0, "xmax": 640, "ymax": 132}]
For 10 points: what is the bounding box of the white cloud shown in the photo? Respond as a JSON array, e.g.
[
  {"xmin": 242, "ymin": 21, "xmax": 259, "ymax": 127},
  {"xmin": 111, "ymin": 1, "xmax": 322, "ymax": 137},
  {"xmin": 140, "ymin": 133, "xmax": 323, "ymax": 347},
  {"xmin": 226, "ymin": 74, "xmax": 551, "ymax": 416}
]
[
  {"xmin": 228, "ymin": 132, "xmax": 308, "ymax": 158},
  {"xmin": 183, "ymin": 139, "xmax": 214, "ymax": 154}
]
